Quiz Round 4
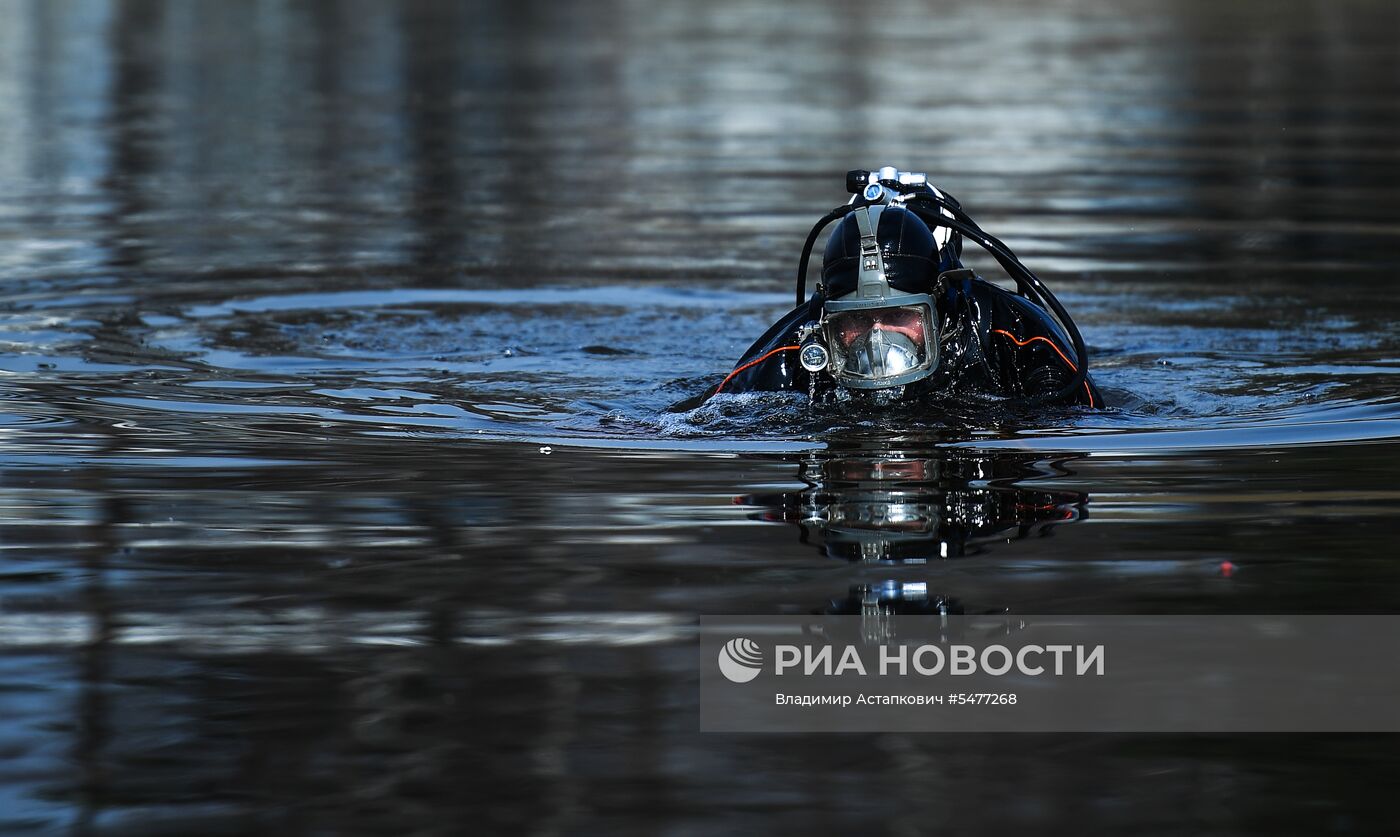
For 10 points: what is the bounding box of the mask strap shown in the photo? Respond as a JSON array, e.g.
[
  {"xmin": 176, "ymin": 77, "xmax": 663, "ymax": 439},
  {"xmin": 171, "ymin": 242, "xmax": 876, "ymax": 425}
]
[{"xmin": 854, "ymin": 206, "xmax": 889, "ymax": 299}]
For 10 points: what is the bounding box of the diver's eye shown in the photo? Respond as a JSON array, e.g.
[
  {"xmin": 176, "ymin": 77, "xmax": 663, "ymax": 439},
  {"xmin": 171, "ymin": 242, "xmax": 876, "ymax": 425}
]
[
  {"xmin": 878, "ymin": 308, "xmax": 924, "ymax": 332},
  {"xmin": 837, "ymin": 313, "xmax": 874, "ymax": 346}
]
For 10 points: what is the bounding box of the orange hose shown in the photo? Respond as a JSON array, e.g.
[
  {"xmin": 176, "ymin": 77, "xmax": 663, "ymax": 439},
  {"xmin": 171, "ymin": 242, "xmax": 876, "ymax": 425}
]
[
  {"xmin": 714, "ymin": 345, "xmax": 801, "ymax": 395},
  {"xmin": 991, "ymin": 329, "xmax": 1095, "ymax": 408}
]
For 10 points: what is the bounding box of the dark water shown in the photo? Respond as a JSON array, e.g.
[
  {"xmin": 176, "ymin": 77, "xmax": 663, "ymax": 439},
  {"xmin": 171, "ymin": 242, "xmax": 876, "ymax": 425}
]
[{"xmin": 2, "ymin": 0, "xmax": 1399, "ymax": 832}]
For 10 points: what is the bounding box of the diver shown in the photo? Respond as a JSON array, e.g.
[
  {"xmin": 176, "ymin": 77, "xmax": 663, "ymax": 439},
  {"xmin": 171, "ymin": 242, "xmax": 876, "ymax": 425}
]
[{"xmin": 682, "ymin": 167, "xmax": 1101, "ymax": 409}]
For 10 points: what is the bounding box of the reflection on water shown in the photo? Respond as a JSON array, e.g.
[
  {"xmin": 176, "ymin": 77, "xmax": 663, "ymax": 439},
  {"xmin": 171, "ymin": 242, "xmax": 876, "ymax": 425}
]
[
  {"xmin": 739, "ymin": 443, "xmax": 1086, "ymax": 562},
  {"xmin": 2, "ymin": 0, "xmax": 1400, "ymax": 833},
  {"xmin": 5, "ymin": 439, "xmax": 1400, "ymax": 832},
  {"xmin": 745, "ymin": 443, "xmax": 1089, "ymax": 622}
]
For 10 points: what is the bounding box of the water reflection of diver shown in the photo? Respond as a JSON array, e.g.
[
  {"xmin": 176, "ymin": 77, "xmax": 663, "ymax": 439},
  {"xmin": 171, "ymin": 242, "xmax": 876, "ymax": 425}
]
[
  {"xmin": 737, "ymin": 446, "xmax": 1087, "ymax": 562},
  {"xmin": 683, "ymin": 167, "xmax": 1100, "ymax": 410}
]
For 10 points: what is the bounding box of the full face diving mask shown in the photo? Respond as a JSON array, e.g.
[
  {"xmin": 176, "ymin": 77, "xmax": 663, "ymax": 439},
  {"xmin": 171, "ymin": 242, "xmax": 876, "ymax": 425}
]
[{"xmin": 812, "ymin": 205, "xmax": 939, "ymax": 389}]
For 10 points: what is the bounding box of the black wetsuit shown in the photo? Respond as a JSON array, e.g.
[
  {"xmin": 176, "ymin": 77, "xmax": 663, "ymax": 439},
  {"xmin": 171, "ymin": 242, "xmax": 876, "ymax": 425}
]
[{"xmin": 697, "ymin": 270, "xmax": 1100, "ymax": 408}]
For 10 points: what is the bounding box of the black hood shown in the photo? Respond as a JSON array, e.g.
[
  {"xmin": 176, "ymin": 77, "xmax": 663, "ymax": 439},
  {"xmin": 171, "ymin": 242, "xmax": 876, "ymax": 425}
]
[{"xmin": 820, "ymin": 205, "xmax": 961, "ymax": 299}]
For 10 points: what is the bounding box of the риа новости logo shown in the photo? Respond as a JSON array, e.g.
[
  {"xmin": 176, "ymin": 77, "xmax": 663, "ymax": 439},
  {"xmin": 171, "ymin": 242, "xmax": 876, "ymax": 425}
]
[{"xmin": 717, "ymin": 637, "xmax": 763, "ymax": 683}]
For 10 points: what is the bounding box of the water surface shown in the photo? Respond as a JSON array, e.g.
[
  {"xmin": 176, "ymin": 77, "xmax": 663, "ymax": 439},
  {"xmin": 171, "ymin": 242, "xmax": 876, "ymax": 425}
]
[{"xmin": 1, "ymin": 0, "xmax": 1399, "ymax": 833}]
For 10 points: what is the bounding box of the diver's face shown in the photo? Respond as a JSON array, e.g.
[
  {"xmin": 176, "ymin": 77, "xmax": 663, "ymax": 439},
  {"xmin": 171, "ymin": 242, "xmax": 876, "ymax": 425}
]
[{"xmin": 832, "ymin": 308, "xmax": 927, "ymax": 348}]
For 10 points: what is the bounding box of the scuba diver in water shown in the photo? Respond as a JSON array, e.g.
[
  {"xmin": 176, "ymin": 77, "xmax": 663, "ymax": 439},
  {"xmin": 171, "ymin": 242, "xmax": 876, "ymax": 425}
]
[{"xmin": 681, "ymin": 167, "xmax": 1100, "ymax": 410}]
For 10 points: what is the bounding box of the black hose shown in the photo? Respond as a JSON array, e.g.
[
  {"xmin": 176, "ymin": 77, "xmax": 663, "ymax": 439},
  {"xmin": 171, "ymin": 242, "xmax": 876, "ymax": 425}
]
[
  {"xmin": 794, "ymin": 204, "xmax": 855, "ymax": 308},
  {"xmin": 903, "ymin": 200, "xmax": 1090, "ymax": 407},
  {"xmin": 909, "ymin": 203, "xmax": 1070, "ymax": 328}
]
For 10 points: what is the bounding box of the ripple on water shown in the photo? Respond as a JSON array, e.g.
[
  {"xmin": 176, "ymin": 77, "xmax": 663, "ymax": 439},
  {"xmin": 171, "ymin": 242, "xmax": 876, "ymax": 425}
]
[{"xmin": 82, "ymin": 281, "xmax": 1392, "ymax": 452}]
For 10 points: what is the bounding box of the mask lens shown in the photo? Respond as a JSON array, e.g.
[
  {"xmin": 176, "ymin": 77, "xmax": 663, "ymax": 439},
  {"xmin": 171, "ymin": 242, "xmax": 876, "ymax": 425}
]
[{"xmin": 824, "ymin": 304, "xmax": 934, "ymax": 385}]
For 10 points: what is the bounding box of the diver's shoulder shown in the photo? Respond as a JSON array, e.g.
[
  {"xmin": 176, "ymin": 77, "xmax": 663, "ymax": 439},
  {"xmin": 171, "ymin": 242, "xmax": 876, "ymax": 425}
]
[
  {"xmin": 938, "ymin": 270, "xmax": 1016, "ymax": 301},
  {"xmin": 965, "ymin": 275, "xmax": 1053, "ymax": 317},
  {"xmin": 963, "ymin": 273, "xmax": 1020, "ymax": 300}
]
